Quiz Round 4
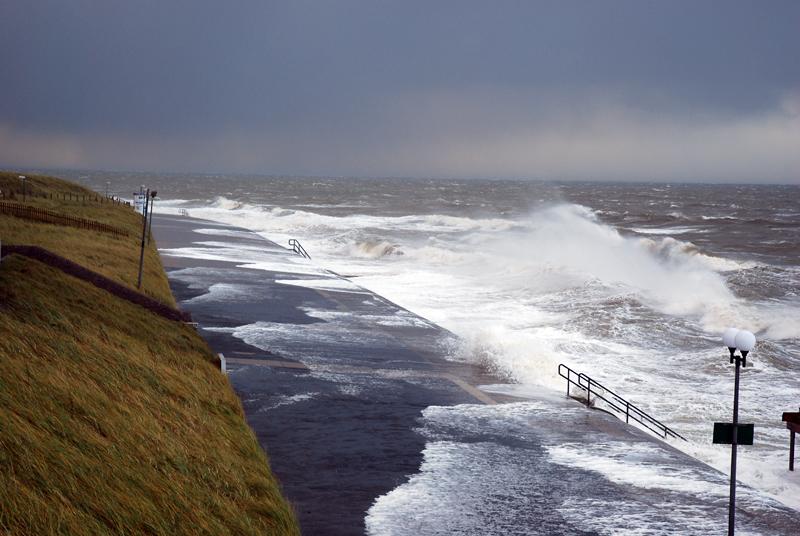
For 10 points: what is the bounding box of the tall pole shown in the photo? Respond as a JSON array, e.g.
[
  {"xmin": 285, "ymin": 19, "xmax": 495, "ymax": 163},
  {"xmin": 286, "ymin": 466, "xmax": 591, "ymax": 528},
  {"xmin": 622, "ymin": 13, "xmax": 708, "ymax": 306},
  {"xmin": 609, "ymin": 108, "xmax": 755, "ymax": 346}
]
[
  {"xmin": 728, "ymin": 355, "xmax": 742, "ymax": 536},
  {"xmin": 146, "ymin": 192, "xmax": 156, "ymax": 244},
  {"xmin": 136, "ymin": 189, "xmax": 150, "ymax": 289}
]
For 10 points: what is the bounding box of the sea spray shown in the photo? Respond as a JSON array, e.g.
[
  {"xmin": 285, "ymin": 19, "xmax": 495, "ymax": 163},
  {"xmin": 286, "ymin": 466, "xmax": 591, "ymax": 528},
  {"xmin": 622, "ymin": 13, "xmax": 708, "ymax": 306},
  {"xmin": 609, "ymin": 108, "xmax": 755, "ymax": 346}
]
[{"xmin": 153, "ymin": 179, "xmax": 800, "ymax": 509}]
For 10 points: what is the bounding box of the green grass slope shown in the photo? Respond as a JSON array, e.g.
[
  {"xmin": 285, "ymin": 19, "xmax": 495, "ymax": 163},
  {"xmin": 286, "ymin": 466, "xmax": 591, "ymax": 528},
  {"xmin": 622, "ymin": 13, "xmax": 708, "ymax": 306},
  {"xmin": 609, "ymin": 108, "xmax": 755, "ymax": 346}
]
[
  {"xmin": 0, "ymin": 171, "xmax": 174, "ymax": 305},
  {"xmin": 0, "ymin": 172, "xmax": 298, "ymax": 535}
]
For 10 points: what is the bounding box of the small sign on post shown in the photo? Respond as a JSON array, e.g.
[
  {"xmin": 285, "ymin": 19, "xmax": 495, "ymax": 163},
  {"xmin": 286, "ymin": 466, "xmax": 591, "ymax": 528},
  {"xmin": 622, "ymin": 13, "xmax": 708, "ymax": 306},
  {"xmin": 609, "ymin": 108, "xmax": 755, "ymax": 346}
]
[
  {"xmin": 713, "ymin": 422, "xmax": 754, "ymax": 445},
  {"xmin": 133, "ymin": 192, "xmax": 147, "ymax": 214},
  {"xmin": 782, "ymin": 410, "xmax": 800, "ymax": 471}
]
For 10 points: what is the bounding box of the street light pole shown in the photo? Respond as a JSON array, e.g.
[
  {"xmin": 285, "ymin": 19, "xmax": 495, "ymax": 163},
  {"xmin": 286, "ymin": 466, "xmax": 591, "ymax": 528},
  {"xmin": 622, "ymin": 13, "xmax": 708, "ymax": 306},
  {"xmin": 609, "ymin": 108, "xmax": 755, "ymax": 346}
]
[
  {"xmin": 136, "ymin": 188, "xmax": 150, "ymax": 289},
  {"xmin": 721, "ymin": 328, "xmax": 756, "ymax": 536},
  {"xmin": 728, "ymin": 349, "xmax": 742, "ymax": 536},
  {"xmin": 146, "ymin": 190, "xmax": 157, "ymax": 244}
]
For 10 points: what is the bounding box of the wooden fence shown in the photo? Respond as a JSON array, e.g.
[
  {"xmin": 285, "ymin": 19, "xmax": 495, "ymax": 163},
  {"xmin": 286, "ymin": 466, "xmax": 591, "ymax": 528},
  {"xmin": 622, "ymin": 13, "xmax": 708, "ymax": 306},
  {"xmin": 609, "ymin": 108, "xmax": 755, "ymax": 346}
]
[
  {"xmin": 0, "ymin": 202, "xmax": 129, "ymax": 237},
  {"xmin": 0, "ymin": 190, "xmax": 130, "ymax": 206}
]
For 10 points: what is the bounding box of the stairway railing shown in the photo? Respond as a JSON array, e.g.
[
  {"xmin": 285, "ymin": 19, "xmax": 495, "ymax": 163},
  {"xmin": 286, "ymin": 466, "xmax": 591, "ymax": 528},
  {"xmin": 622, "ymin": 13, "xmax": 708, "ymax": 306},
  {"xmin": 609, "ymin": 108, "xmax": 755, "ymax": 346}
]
[
  {"xmin": 288, "ymin": 238, "xmax": 311, "ymax": 259},
  {"xmin": 558, "ymin": 363, "xmax": 686, "ymax": 441}
]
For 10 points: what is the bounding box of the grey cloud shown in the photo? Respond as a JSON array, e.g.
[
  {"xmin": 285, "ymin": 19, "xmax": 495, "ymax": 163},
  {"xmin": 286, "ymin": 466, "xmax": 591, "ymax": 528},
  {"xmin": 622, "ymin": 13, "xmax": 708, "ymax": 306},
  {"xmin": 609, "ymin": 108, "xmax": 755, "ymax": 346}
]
[{"xmin": 1, "ymin": 1, "xmax": 798, "ymax": 181}]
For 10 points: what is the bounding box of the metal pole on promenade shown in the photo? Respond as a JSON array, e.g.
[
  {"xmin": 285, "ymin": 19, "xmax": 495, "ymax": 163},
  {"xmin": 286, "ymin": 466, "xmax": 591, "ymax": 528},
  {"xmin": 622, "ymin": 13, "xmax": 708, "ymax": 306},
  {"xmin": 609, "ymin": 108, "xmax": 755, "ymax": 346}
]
[
  {"xmin": 146, "ymin": 191, "xmax": 157, "ymax": 244},
  {"xmin": 136, "ymin": 189, "xmax": 150, "ymax": 289},
  {"xmin": 717, "ymin": 328, "xmax": 756, "ymax": 536},
  {"xmin": 728, "ymin": 355, "xmax": 741, "ymax": 536}
]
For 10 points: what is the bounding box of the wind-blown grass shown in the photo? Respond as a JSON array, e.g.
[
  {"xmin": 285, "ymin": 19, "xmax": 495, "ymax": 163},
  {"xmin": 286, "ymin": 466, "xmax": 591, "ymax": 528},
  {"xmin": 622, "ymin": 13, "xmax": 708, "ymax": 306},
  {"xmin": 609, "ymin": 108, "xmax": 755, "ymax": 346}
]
[
  {"xmin": 0, "ymin": 172, "xmax": 298, "ymax": 535},
  {"xmin": 0, "ymin": 171, "xmax": 173, "ymax": 305}
]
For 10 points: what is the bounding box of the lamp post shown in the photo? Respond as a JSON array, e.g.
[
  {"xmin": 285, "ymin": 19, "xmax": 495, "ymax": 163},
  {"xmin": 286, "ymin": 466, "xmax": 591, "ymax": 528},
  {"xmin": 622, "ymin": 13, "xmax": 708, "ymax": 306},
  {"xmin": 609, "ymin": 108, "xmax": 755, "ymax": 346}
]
[
  {"xmin": 721, "ymin": 327, "xmax": 756, "ymax": 536},
  {"xmin": 136, "ymin": 188, "xmax": 150, "ymax": 289},
  {"xmin": 146, "ymin": 190, "xmax": 157, "ymax": 244},
  {"xmin": 19, "ymin": 175, "xmax": 26, "ymax": 201}
]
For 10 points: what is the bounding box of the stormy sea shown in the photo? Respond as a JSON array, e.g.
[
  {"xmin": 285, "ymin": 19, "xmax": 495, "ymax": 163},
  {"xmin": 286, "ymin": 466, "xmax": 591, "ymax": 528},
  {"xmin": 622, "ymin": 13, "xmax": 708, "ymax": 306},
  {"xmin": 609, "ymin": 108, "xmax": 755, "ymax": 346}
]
[{"xmin": 73, "ymin": 172, "xmax": 800, "ymax": 520}]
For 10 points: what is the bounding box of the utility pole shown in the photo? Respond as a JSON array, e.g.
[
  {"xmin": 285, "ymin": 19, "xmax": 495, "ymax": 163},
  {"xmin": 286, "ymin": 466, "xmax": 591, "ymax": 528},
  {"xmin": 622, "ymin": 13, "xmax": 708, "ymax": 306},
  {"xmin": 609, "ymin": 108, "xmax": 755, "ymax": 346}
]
[{"xmin": 136, "ymin": 189, "xmax": 150, "ymax": 289}]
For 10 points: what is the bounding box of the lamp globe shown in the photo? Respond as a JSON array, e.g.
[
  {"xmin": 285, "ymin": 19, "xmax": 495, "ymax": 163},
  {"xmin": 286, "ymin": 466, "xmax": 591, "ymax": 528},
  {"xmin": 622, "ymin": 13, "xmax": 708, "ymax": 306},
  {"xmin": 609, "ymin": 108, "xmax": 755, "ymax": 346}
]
[
  {"xmin": 722, "ymin": 327, "xmax": 740, "ymax": 349},
  {"xmin": 734, "ymin": 330, "xmax": 756, "ymax": 353}
]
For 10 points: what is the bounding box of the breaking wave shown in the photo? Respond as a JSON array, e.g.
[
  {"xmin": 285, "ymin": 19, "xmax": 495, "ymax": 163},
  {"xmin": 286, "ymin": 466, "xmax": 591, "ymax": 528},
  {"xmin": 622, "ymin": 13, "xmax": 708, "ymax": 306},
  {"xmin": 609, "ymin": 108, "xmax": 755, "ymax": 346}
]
[{"xmin": 162, "ymin": 190, "xmax": 800, "ymax": 510}]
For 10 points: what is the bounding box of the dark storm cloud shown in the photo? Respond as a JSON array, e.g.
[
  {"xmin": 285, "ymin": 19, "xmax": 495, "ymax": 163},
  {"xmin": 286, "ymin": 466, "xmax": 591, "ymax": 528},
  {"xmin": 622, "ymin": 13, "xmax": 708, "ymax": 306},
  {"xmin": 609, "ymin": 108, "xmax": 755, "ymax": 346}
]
[{"xmin": 1, "ymin": 1, "xmax": 798, "ymax": 181}]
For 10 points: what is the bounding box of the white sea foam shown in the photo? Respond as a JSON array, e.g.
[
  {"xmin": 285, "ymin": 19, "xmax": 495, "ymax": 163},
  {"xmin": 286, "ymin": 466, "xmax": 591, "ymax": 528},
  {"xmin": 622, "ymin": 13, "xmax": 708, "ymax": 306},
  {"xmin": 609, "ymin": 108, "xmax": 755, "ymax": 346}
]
[
  {"xmin": 366, "ymin": 403, "xmax": 787, "ymax": 535},
  {"xmin": 302, "ymin": 307, "xmax": 434, "ymax": 329},
  {"xmin": 192, "ymin": 227, "xmax": 261, "ymax": 239},
  {"xmin": 237, "ymin": 261, "xmax": 327, "ymax": 276},
  {"xmin": 258, "ymin": 392, "xmax": 319, "ymax": 413},
  {"xmin": 546, "ymin": 442, "xmax": 730, "ymax": 497},
  {"xmin": 174, "ymin": 195, "xmax": 800, "ymax": 511},
  {"xmin": 183, "ymin": 282, "xmax": 252, "ymax": 304},
  {"xmin": 275, "ymin": 278, "xmax": 371, "ymax": 294},
  {"xmin": 629, "ymin": 226, "xmax": 698, "ymax": 235}
]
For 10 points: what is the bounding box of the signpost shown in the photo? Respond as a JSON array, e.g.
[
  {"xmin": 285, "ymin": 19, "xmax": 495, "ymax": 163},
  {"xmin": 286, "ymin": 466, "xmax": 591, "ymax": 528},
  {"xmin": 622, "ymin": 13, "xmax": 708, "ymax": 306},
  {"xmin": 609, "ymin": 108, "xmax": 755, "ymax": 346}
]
[{"xmin": 782, "ymin": 410, "xmax": 800, "ymax": 471}]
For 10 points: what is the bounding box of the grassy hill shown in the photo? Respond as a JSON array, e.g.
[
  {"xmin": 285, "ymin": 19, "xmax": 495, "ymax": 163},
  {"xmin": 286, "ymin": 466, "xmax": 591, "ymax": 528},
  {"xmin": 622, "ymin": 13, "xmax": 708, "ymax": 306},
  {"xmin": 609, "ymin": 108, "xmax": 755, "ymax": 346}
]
[
  {"xmin": 0, "ymin": 172, "xmax": 298, "ymax": 535},
  {"xmin": 0, "ymin": 171, "xmax": 174, "ymax": 305}
]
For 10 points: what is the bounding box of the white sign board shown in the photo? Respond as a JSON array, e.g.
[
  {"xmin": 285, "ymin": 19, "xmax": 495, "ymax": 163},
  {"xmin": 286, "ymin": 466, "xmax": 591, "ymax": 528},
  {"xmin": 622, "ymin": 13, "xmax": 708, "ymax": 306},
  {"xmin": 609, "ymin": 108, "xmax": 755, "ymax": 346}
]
[{"xmin": 133, "ymin": 193, "xmax": 146, "ymax": 214}]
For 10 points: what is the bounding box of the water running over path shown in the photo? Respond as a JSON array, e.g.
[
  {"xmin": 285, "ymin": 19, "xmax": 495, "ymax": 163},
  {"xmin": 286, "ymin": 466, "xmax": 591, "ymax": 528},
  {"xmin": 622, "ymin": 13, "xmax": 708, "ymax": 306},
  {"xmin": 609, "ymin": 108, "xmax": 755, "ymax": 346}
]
[{"xmin": 154, "ymin": 212, "xmax": 800, "ymax": 536}]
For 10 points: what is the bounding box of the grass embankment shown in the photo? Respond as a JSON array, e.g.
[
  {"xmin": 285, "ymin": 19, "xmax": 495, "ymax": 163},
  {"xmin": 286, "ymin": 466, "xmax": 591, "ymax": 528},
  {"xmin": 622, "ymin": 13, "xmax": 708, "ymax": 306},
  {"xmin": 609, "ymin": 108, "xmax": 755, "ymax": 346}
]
[
  {"xmin": 0, "ymin": 171, "xmax": 173, "ymax": 305},
  {"xmin": 0, "ymin": 172, "xmax": 298, "ymax": 535}
]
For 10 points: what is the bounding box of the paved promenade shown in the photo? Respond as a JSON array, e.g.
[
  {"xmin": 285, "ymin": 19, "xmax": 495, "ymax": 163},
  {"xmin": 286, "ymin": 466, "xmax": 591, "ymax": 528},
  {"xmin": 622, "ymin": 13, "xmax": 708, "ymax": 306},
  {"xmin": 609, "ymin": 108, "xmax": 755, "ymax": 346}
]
[{"xmin": 153, "ymin": 213, "xmax": 800, "ymax": 536}]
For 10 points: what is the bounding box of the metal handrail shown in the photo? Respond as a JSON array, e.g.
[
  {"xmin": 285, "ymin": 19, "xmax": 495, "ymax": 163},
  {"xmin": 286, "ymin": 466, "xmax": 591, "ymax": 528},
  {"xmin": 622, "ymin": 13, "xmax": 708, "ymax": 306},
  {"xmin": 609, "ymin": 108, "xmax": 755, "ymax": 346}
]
[
  {"xmin": 288, "ymin": 238, "xmax": 311, "ymax": 259},
  {"xmin": 558, "ymin": 363, "xmax": 686, "ymax": 441}
]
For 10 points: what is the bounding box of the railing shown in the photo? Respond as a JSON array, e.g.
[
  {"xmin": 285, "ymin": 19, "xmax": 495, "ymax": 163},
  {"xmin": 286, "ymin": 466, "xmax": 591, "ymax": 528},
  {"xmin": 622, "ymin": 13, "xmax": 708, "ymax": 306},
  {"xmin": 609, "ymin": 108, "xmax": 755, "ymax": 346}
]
[
  {"xmin": 558, "ymin": 363, "xmax": 686, "ymax": 441},
  {"xmin": 288, "ymin": 238, "xmax": 311, "ymax": 259},
  {"xmin": 0, "ymin": 190, "xmax": 126, "ymax": 205},
  {"xmin": 0, "ymin": 201, "xmax": 129, "ymax": 237}
]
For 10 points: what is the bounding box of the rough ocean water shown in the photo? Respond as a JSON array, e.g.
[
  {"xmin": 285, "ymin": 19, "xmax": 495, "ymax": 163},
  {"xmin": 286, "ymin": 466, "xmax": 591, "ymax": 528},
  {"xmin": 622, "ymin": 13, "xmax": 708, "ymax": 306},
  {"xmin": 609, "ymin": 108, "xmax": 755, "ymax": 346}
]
[{"xmin": 71, "ymin": 172, "xmax": 800, "ymax": 521}]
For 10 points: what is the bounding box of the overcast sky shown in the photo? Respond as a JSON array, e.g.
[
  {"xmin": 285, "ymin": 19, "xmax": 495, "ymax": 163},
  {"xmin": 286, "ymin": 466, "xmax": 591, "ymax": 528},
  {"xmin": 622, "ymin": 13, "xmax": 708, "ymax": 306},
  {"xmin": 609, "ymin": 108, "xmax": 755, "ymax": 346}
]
[{"xmin": 1, "ymin": 1, "xmax": 798, "ymax": 182}]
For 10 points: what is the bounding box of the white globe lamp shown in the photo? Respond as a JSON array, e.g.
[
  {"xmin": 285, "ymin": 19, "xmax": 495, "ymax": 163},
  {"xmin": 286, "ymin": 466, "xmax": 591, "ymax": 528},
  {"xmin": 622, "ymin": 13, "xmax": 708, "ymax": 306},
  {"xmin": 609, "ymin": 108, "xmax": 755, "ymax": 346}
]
[
  {"xmin": 734, "ymin": 330, "xmax": 756, "ymax": 356},
  {"xmin": 722, "ymin": 327, "xmax": 740, "ymax": 350}
]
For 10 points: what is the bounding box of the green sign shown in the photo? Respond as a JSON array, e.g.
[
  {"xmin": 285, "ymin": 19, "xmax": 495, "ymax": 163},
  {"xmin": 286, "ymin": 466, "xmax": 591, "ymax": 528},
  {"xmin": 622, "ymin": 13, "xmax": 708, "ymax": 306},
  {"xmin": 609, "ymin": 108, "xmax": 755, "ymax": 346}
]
[{"xmin": 713, "ymin": 422, "xmax": 754, "ymax": 445}]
